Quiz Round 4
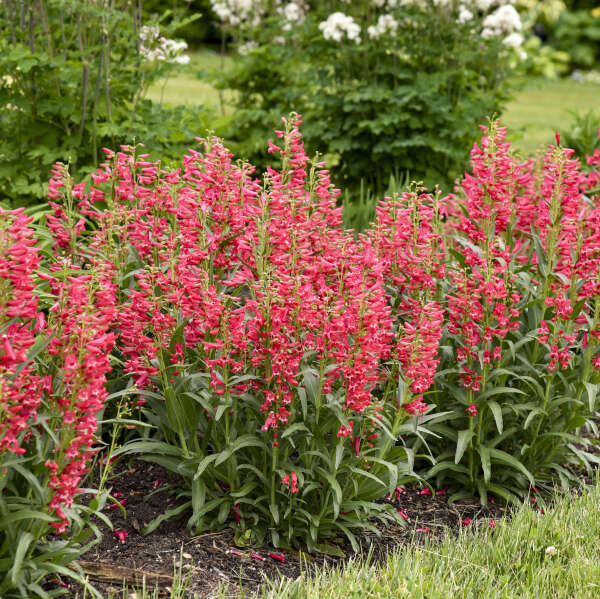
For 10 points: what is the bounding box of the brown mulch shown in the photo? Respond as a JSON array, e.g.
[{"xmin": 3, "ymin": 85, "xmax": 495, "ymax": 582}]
[{"xmin": 60, "ymin": 459, "xmax": 506, "ymax": 599}]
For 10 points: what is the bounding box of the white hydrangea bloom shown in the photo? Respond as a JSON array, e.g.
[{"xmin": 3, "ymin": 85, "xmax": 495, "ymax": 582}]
[
  {"xmin": 211, "ymin": 0, "xmax": 265, "ymax": 28},
  {"xmin": 238, "ymin": 40, "xmax": 259, "ymax": 55},
  {"xmin": 278, "ymin": 2, "xmax": 306, "ymax": 32},
  {"xmin": 367, "ymin": 14, "xmax": 399, "ymax": 40},
  {"xmin": 319, "ymin": 13, "xmax": 361, "ymax": 44},
  {"xmin": 482, "ymin": 4, "xmax": 522, "ymax": 35},
  {"xmin": 457, "ymin": 6, "xmax": 474, "ymax": 24},
  {"xmin": 503, "ymin": 32, "xmax": 524, "ymax": 47}
]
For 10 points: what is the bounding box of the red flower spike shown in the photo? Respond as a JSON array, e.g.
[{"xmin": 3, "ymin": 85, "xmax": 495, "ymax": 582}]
[
  {"xmin": 461, "ymin": 518, "xmax": 472, "ymax": 526},
  {"xmin": 415, "ymin": 527, "xmax": 431, "ymax": 533},
  {"xmin": 251, "ymin": 553, "xmax": 265, "ymax": 561},
  {"xmin": 488, "ymin": 520, "xmax": 496, "ymax": 530},
  {"xmin": 418, "ymin": 488, "xmax": 432, "ymax": 496},
  {"xmin": 397, "ymin": 509, "xmax": 409, "ymax": 521}
]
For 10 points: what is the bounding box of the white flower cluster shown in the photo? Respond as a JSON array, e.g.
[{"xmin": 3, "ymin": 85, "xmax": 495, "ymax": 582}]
[
  {"xmin": 318, "ymin": 12, "xmax": 361, "ymax": 44},
  {"xmin": 457, "ymin": 6, "xmax": 474, "ymax": 24},
  {"xmin": 139, "ymin": 25, "xmax": 190, "ymax": 65},
  {"xmin": 238, "ymin": 40, "xmax": 259, "ymax": 55},
  {"xmin": 449, "ymin": 1, "xmax": 522, "ymax": 48},
  {"xmin": 277, "ymin": 1, "xmax": 307, "ymax": 32},
  {"xmin": 367, "ymin": 14, "xmax": 399, "ymax": 40},
  {"xmin": 210, "ymin": 0, "xmax": 264, "ymax": 28},
  {"xmin": 481, "ymin": 4, "xmax": 523, "ymax": 47}
]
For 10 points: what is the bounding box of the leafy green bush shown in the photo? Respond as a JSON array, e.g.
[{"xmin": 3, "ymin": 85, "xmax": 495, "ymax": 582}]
[
  {"xmin": 0, "ymin": 0, "xmax": 208, "ymax": 206},
  {"xmin": 214, "ymin": 1, "xmax": 522, "ymax": 192},
  {"xmin": 559, "ymin": 108, "xmax": 600, "ymax": 162},
  {"xmin": 551, "ymin": 7, "xmax": 600, "ymax": 70}
]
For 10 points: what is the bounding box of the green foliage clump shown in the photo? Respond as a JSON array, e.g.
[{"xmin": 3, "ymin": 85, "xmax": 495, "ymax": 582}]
[
  {"xmin": 216, "ymin": 2, "xmax": 519, "ymax": 192},
  {"xmin": 552, "ymin": 7, "xmax": 600, "ymax": 70},
  {"xmin": 0, "ymin": 0, "xmax": 208, "ymax": 206},
  {"xmin": 559, "ymin": 108, "xmax": 600, "ymax": 162}
]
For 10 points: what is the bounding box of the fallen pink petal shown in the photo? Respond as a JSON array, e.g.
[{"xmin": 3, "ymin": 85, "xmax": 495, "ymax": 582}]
[
  {"xmin": 269, "ymin": 552, "xmax": 285, "ymax": 563},
  {"xmin": 114, "ymin": 529, "xmax": 128, "ymax": 543}
]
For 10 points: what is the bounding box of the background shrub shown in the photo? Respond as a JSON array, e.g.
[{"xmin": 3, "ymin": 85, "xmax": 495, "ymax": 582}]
[
  {"xmin": 215, "ymin": 1, "xmax": 523, "ymax": 192},
  {"xmin": 0, "ymin": 0, "xmax": 208, "ymax": 206}
]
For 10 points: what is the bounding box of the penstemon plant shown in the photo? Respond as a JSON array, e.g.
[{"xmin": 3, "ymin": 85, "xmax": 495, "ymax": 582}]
[
  {"xmin": 46, "ymin": 115, "xmax": 449, "ymax": 552},
  {"xmin": 425, "ymin": 122, "xmax": 600, "ymax": 503},
  {"xmin": 0, "ymin": 205, "xmax": 116, "ymax": 597},
  {"xmin": 28, "ymin": 114, "xmax": 600, "ymax": 569}
]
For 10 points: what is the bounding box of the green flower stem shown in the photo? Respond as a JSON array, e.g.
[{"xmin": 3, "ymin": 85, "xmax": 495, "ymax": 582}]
[{"xmin": 270, "ymin": 443, "xmax": 278, "ymax": 526}]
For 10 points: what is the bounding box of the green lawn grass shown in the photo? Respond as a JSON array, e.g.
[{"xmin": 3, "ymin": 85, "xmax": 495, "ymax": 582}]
[
  {"xmin": 146, "ymin": 49, "xmax": 236, "ymax": 114},
  {"xmin": 502, "ymin": 78, "xmax": 600, "ymax": 155},
  {"xmin": 148, "ymin": 52, "xmax": 600, "ymax": 157}
]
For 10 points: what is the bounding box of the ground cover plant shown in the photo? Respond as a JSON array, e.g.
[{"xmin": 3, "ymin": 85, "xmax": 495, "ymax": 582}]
[{"xmin": 1, "ymin": 115, "xmax": 600, "ymax": 596}]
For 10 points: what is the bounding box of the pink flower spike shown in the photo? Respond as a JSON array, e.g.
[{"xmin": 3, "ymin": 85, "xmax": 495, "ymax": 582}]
[
  {"xmin": 269, "ymin": 552, "xmax": 285, "ymax": 563},
  {"xmin": 489, "ymin": 519, "xmax": 496, "ymax": 530},
  {"xmin": 153, "ymin": 479, "xmax": 162, "ymax": 488},
  {"xmin": 415, "ymin": 527, "xmax": 431, "ymax": 533},
  {"xmin": 529, "ymin": 497, "xmax": 537, "ymax": 504},
  {"xmin": 397, "ymin": 509, "xmax": 409, "ymax": 521},
  {"xmin": 461, "ymin": 517, "xmax": 472, "ymax": 526},
  {"xmin": 230, "ymin": 550, "xmax": 244, "ymax": 557},
  {"xmin": 251, "ymin": 553, "xmax": 265, "ymax": 561},
  {"xmin": 555, "ymin": 132, "xmax": 561, "ymax": 146},
  {"xmin": 114, "ymin": 529, "xmax": 128, "ymax": 543},
  {"xmin": 418, "ymin": 488, "xmax": 432, "ymax": 496}
]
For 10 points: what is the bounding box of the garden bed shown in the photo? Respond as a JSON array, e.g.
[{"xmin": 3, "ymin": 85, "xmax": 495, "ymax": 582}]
[{"xmin": 69, "ymin": 459, "xmax": 506, "ymax": 598}]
